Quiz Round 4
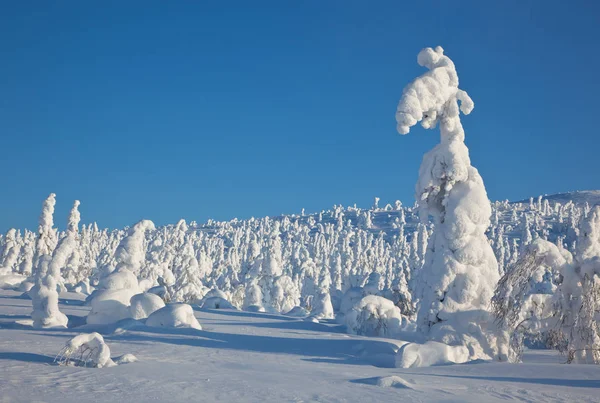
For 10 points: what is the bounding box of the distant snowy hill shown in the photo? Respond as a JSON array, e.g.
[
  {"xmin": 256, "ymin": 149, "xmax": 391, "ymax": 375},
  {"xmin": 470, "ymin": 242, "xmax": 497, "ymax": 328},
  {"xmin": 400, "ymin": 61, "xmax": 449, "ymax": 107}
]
[{"xmin": 514, "ymin": 190, "xmax": 600, "ymax": 206}]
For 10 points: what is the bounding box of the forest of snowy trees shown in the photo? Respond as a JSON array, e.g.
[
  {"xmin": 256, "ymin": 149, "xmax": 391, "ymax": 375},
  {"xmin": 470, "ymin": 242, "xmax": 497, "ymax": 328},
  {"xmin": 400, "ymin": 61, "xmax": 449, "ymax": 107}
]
[{"xmin": 0, "ymin": 192, "xmax": 593, "ymax": 327}]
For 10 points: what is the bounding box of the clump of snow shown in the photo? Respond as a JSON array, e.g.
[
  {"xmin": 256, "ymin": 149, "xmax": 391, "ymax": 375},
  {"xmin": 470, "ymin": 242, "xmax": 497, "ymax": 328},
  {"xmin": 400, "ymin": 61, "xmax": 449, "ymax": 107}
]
[
  {"xmin": 56, "ymin": 332, "xmax": 135, "ymax": 368},
  {"xmin": 344, "ymin": 295, "xmax": 410, "ymax": 338},
  {"xmin": 201, "ymin": 296, "xmax": 235, "ymax": 310},
  {"xmin": 129, "ymin": 293, "xmax": 165, "ymax": 319},
  {"xmin": 395, "ymin": 341, "xmax": 469, "ymax": 368},
  {"xmin": 146, "ymin": 304, "xmax": 202, "ymax": 330}
]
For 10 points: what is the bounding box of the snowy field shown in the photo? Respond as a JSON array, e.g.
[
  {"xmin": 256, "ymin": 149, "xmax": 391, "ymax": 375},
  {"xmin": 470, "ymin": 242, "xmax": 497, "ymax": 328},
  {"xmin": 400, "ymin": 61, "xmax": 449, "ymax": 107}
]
[{"xmin": 1, "ymin": 289, "xmax": 598, "ymax": 403}]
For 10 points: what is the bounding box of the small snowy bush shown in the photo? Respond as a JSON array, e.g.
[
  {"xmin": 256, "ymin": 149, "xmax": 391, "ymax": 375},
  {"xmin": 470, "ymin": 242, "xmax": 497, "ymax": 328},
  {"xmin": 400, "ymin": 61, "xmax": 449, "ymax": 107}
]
[
  {"xmin": 345, "ymin": 295, "xmax": 409, "ymax": 338},
  {"xmin": 87, "ymin": 288, "xmax": 137, "ymax": 325},
  {"xmin": 129, "ymin": 293, "xmax": 165, "ymax": 320},
  {"xmin": 146, "ymin": 304, "xmax": 202, "ymax": 330},
  {"xmin": 56, "ymin": 333, "xmax": 113, "ymax": 368}
]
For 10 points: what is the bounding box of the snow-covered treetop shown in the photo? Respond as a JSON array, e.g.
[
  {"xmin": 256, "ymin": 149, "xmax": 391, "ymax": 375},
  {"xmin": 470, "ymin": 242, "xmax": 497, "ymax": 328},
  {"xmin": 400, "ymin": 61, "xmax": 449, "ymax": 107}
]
[
  {"xmin": 395, "ymin": 46, "xmax": 473, "ymax": 142},
  {"xmin": 67, "ymin": 200, "xmax": 81, "ymax": 234},
  {"xmin": 38, "ymin": 193, "xmax": 56, "ymax": 235}
]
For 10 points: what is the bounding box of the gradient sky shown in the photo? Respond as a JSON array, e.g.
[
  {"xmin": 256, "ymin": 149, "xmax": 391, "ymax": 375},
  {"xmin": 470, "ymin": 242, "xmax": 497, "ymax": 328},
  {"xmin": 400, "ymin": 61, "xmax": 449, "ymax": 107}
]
[{"xmin": 1, "ymin": 1, "xmax": 599, "ymax": 232}]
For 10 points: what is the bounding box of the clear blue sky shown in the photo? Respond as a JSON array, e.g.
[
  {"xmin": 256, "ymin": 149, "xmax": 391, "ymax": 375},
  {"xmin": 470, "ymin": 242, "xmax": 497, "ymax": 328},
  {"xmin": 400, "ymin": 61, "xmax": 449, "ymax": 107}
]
[{"xmin": 1, "ymin": 1, "xmax": 599, "ymax": 232}]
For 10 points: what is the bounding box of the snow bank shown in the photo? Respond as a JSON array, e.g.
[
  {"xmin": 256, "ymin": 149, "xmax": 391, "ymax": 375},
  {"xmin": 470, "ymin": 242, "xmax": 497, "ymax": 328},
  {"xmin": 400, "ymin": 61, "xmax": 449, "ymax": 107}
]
[
  {"xmin": 395, "ymin": 341, "xmax": 469, "ymax": 368},
  {"xmin": 344, "ymin": 295, "xmax": 409, "ymax": 338},
  {"xmin": 146, "ymin": 304, "xmax": 202, "ymax": 330},
  {"xmin": 129, "ymin": 293, "xmax": 165, "ymax": 319}
]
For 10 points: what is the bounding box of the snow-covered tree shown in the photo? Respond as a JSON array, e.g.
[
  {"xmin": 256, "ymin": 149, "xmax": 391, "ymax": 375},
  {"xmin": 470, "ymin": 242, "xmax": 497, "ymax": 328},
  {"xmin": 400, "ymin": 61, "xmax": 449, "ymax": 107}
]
[
  {"xmin": 395, "ymin": 46, "xmax": 505, "ymax": 361},
  {"xmin": 494, "ymin": 206, "xmax": 600, "ymax": 364},
  {"xmin": 29, "ymin": 194, "xmax": 68, "ymax": 328}
]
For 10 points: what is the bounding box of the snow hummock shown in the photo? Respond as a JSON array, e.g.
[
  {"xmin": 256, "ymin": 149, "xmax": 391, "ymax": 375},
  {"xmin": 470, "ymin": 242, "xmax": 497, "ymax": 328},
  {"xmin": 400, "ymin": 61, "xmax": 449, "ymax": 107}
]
[
  {"xmin": 146, "ymin": 303, "xmax": 202, "ymax": 330},
  {"xmin": 129, "ymin": 292, "xmax": 165, "ymax": 320},
  {"xmin": 395, "ymin": 340, "xmax": 469, "ymax": 368}
]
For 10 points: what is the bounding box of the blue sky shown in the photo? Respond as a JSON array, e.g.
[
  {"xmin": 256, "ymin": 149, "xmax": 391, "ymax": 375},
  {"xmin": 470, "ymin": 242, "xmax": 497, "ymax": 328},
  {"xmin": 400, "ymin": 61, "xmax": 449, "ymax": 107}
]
[{"xmin": 1, "ymin": 1, "xmax": 599, "ymax": 232}]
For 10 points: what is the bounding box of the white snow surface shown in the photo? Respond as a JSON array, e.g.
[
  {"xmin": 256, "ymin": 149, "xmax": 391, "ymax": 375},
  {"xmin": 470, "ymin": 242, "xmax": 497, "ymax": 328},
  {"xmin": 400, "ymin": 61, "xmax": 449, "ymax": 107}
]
[{"xmin": 0, "ymin": 289, "xmax": 598, "ymax": 402}]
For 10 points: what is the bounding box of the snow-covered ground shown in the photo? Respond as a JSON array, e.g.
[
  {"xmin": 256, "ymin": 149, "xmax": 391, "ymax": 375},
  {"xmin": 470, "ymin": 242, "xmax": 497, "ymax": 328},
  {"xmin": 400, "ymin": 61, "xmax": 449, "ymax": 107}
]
[{"xmin": 1, "ymin": 289, "xmax": 598, "ymax": 403}]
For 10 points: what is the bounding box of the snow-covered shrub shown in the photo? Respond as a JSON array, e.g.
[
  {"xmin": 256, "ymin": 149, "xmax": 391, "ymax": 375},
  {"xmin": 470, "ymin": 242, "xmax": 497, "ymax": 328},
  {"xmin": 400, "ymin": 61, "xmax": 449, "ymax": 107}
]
[
  {"xmin": 146, "ymin": 304, "xmax": 202, "ymax": 330},
  {"xmin": 129, "ymin": 293, "xmax": 165, "ymax": 319},
  {"xmin": 345, "ymin": 295, "xmax": 410, "ymax": 338},
  {"xmin": 87, "ymin": 288, "xmax": 136, "ymax": 325},
  {"xmin": 243, "ymin": 279, "xmax": 263, "ymax": 310},
  {"xmin": 56, "ymin": 332, "xmax": 136, "ymax": 368},
  {"xmin": 310, "ymin": 288, "xmax": 334, "ymax": 320},
  {"xmin": 86, "ymin": 268, "xmax": 140, "ymax": 325}
]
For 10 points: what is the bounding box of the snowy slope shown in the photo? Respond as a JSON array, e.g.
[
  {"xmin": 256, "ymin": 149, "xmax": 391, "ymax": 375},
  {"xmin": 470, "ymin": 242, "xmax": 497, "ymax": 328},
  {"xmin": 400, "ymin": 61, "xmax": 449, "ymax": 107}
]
[
  {"xmin": 1, "ymin": 289, "xmax": 599, "ymax": 403},
  {"xmin": 514, "ymin": 190, "xmax": 600, "ymax": 207}
]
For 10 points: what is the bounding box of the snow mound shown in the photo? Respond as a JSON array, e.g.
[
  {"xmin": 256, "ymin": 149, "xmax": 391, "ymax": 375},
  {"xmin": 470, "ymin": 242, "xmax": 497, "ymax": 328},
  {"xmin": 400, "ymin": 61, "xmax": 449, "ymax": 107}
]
[
  {"xmin": 345, "ymin": 295, "xmax": 409, "ymax": 338},
  {"xmin": 129, "ymin": 293, "xmax": 165, "ymax": 320},
  {"xmin": 146, "ymin": 304, "xmax": 202, "ymax": 330},
  {"xmin": 0, "ymin": 273, "xmax": 26, "ymax": 290},
  {"xmin": 245, "ymin": 305, "xmax": 266, "ymax": 313},
  {"xmin": 395, "ymin": 341, "xmax": 469, "ymax": 368},
  {"xmin": 201, "ymin": 297, "xmax": 235, "ymax": 310},
  {"xmin": 204, "ymin": 289, "xmax": 228, "ymax": 300},
  {"xmin": 114, "ymin": 353, "xmax": 138, "ymax": 365},
  {"xmin": 87, "ymin": 288, "xmax": 137, "ymax": 325}
]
